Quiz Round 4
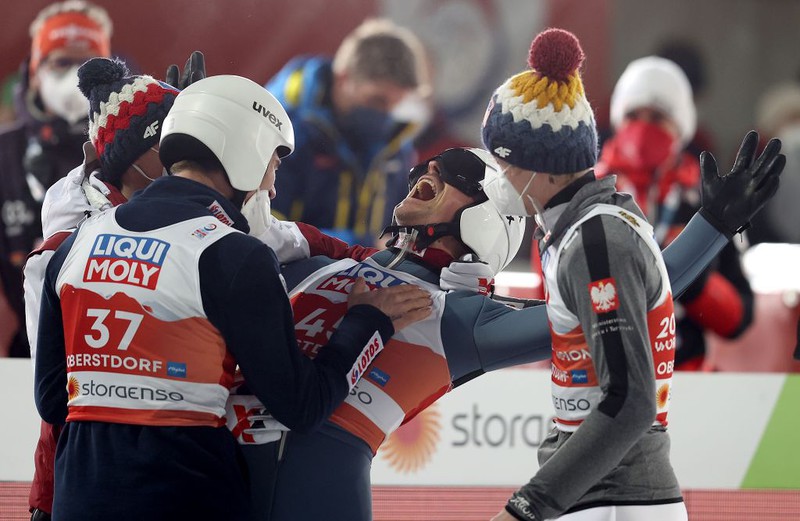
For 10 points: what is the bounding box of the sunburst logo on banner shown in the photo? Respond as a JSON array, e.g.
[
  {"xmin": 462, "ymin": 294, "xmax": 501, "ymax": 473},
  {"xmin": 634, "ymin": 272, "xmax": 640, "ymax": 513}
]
[
  {"xmin": 379, "ymin": 404, "xmax": 441, "ymax": 473},
  {"xmin": 657, "ymin": 383, "xmax": 670, "ymax": 409},
  {"xmin": 67, "ymin": 376, "xmax": 80, "ymax": 402}
]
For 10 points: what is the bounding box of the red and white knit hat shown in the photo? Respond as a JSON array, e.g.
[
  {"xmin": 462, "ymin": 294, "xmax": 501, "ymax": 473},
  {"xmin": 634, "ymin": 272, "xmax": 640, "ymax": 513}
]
[{"xmin": 78, "ymin": 57, "xmax": 179, "ymax": 183}]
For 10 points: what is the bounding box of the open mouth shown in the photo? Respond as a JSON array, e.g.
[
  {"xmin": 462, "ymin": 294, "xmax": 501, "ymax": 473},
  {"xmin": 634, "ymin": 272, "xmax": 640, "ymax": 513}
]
[{"xmin": 411, "ymin": 178, "xmax": 438, "ymax": 201}]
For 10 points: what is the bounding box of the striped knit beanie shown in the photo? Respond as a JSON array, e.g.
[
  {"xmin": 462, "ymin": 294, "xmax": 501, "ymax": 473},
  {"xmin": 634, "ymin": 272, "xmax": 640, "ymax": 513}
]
[
  {"xmin": 77, "ymin": 57, "xmax": 179, "ymax": 183},
  {"xmin": 481, "ymin": 28, "xmax": 597, "ymax": 174}
]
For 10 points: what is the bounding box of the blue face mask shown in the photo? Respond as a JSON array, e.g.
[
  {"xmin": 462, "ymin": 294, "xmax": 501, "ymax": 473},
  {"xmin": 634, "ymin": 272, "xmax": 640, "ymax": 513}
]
[{"xmin": 337, "ymin": 106, "xmax": 395, "ymax": 150}]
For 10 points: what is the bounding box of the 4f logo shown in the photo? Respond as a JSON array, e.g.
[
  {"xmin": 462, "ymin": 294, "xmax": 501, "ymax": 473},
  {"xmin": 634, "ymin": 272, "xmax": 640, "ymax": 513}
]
[
  {"xmin": 494, "ymin": 146, "xmax": 511, "ymax": 158},
  {"xmin": 143, "ymin": 120, "xmax": 159, "ymax": 139}
]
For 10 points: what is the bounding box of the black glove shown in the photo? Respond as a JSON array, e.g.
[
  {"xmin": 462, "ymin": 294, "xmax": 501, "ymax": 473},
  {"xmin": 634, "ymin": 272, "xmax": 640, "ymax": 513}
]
[
  {"xmin": 793, "ymin": 314, "xmax": 799, "ymax": 361},
  {"xmin": 698, "ymin": 130, "xmax": 785, "ymax": 238},
  {"xmin": 30, "ymin": 508, "xmax": 51, "ymax": 521},
  {"xmin": 165, "ymin": 50, "xmax": 206, "ymax": 90}
]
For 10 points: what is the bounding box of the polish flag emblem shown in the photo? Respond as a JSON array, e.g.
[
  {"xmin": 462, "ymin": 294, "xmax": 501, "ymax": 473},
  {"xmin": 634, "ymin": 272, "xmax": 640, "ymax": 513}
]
[{"xmin": 589, "ymin": 278, "xmax": 618, "ymax": 313}]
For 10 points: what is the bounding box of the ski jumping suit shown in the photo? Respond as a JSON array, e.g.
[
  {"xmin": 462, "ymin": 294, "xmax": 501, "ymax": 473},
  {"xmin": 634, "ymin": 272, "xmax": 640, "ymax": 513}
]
[
  {"xmin": 505, "ymin": 174, "xmax": 687, "ymax": 521},
  {"xmin": 242, "ymin": 248, "xmax": 551, "ymax": 521},
  {"xmin": 235, "ymin": 191, "xmax": 730, "ymax": 521},
  {"xmin": 33, "ymin": 177, "xmax": 393, "ymax": 521}
]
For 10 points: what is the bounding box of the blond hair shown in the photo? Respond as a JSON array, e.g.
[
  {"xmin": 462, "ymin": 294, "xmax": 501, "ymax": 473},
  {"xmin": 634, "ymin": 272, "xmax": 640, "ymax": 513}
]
[
  {"xmin": 333, "ymin": 18, "xmax": 428, "ymax": 91},
  {"xmin": 170, "ymin": 158, "xmax": 225, "ymax": 176}
]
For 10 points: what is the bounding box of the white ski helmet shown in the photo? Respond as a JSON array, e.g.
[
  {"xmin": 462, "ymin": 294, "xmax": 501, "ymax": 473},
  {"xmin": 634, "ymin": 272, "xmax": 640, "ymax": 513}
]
[
  {"xmin": 458, "ymin": 148, "xmax": 526, "ymax": 275},
  {"xmin": 159, "ymin": 75, "xmax": 294, "ymax": 192}
]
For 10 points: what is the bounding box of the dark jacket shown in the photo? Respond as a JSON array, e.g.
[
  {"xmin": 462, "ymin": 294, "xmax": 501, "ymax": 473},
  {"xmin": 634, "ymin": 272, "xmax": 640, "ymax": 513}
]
[
  {"xmin": 0, "ymin": 67, "xmax": 87, "ymax": 357},
  {"xmin": 34, "ymin": 176, "xmax": 392, "ymax": 520}
]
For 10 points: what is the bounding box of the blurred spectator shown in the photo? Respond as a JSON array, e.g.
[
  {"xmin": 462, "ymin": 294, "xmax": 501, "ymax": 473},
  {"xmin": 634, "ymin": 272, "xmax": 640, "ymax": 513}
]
[
  {"xmin": 750, "ymin": 82, "xmax": 800, "ymax": 244},
  {"xmin": 404, "ymin": 43, "xmax": 470, "ymax": 160},
  {"xmin": 266, "ymin": 18, "xmax": 430, "ymax": 246},
  {"xmin": 596, "ymin": 56, "xmax": 754, "ymax": 370},
  {"xmin": 655, "ymin": 39, "xmax": 717, "ymax": 158},
  {"xmin": 0, "ymin": 0, "xmax": 112, "ymax": 358},
  {"xmin": 412, "ymin": 109, "xmax": 467, "ymax": 161}
]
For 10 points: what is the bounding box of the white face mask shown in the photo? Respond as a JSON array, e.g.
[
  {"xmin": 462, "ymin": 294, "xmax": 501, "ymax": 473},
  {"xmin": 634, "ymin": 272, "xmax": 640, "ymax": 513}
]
[
  {"xmin": 241, "ymin": 189, "xmax": 272, "ymax": 237},
  {"xmin": 483, "ymin": 167, "xmax": 537, "ymax": 217},
  {"xmin": 483, "ymin": 166, "xmax": 551, "ymax": 234},
  {"xmin": 37, "ymin": 65, "xmax": 89, "ymax": 125}
]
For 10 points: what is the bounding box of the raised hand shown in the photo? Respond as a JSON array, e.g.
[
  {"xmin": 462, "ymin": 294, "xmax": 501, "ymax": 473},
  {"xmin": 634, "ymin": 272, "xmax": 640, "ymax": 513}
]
[
  {"xmin": 699, "ymin": 130, "xmax": 785, "ymax": 237},
  {"xmin": 165, "ymin": 51, "xmax": 206, "ymax": 90}
]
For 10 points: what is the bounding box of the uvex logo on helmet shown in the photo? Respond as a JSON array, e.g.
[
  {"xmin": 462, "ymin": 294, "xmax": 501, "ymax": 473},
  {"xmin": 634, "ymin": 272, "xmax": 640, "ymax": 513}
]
[{"xmin": 252, "ymin": 101, "xmax": 283, "ymax": 131}]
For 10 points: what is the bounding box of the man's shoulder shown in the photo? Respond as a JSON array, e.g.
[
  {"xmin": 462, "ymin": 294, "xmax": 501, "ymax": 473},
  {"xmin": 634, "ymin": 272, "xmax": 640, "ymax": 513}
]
[
  {"xmin": 209, "ymin": 228, "xmax": 266, "ymax": 252},
  {"xmin": 196, "ymin": 233, "xmax": 288, "ymax": 305},
  {"xmin": 205, "ymin": 231, "xmax": 279, "ymax": 272},
  {"xmin": 281, "ymin": 255, "xmax": 339, "ymax": 291},
  {"xmin": 32, "ymin": 230, "xmax": 74, "ymax": 256},
  {"xmin": 559, "ymin": 213, "xmax": 649, "ymax": 269},
  {"xmin": 592, "ymin": 212, "xmax": 645, "ymax": 245}
]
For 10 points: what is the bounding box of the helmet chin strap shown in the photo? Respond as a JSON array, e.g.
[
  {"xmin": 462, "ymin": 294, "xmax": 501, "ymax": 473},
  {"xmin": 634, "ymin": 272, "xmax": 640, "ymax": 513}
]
[
  {"xmin": 382, "ymin": 220, "xmax": 463, "ymax": 269},
  {"xmin": 382, "ymin": 221, "xmax": 461, "ymax": 250},
  {"xmin": 385, "ymin": 229, "xmax": 419, "ymax": 269}
]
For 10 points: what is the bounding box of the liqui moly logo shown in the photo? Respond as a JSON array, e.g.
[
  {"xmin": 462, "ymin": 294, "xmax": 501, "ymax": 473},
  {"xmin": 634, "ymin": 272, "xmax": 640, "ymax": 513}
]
[
  {"xmin": 83, "ymin": 234, "xmax": 170, "ymax": 290},
  {"xmin": 319, "ymin": 263, "xmax": 405, "ymax": 294}
]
